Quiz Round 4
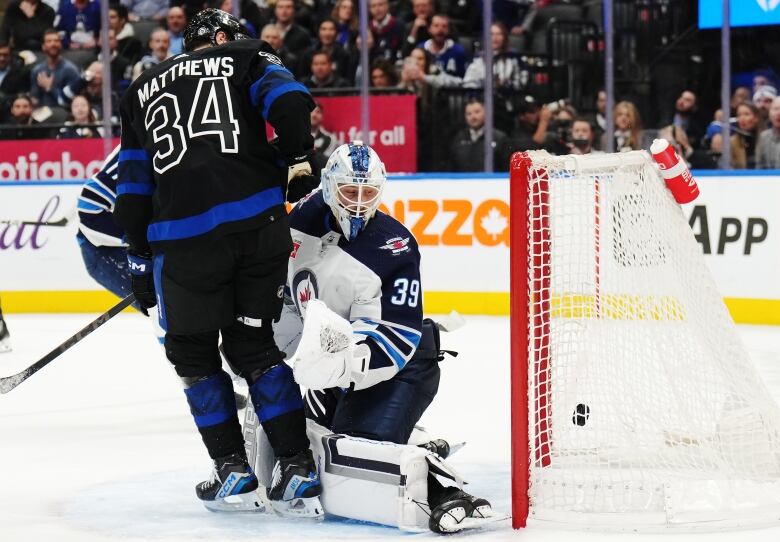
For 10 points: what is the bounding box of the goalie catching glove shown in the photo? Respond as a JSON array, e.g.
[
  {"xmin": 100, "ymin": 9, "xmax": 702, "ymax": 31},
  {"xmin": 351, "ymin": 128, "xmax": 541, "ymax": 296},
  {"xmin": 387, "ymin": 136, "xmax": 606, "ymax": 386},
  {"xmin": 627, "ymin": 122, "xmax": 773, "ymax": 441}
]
[
  {"xmin": 286, "ymin": 156, "xmax": 320, "ymax": 203},
  {"xmin": 289, "ymin": 299, "xmax": 370, "ymax": 390}
]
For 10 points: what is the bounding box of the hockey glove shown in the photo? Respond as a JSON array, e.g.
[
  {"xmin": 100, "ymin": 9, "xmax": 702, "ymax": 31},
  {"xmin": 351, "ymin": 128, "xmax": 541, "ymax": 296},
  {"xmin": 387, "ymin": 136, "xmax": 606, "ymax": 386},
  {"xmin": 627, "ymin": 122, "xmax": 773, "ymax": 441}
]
[
  {"xmin": 127, "ymin": 251, "xmax": 157, "ymax": 316},
  {"xmin": 286, "ymin": 158, "xmax": 320, "ymax": 203}
]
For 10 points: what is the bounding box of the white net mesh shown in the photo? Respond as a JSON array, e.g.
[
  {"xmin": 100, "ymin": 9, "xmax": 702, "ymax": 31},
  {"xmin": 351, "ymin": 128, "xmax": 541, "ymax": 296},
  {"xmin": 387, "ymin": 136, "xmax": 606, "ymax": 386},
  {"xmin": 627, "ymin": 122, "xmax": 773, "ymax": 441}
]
[{"xmin": 521, "ymin": 151, "xmax": 780, "ymax": 528}]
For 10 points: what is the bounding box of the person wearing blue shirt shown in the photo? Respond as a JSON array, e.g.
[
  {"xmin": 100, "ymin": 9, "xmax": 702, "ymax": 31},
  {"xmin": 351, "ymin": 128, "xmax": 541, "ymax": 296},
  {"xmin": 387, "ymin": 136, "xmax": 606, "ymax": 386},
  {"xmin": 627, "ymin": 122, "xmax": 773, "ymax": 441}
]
[
  {"xmin": 56, "ymin": 0, "xmax": 101, "ymax": 49},
  {"xmin": 419, "ymin": 14, "xmax": 467, "ymax": 78}
]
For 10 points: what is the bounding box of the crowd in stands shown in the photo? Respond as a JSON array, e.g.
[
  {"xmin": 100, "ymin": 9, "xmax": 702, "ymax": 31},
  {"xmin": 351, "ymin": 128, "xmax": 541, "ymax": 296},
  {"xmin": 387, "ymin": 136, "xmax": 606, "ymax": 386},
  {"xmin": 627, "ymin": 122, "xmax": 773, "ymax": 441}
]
[{"xmin": 1, "ymin": 0, "xmax": 780, "ymax": 171}]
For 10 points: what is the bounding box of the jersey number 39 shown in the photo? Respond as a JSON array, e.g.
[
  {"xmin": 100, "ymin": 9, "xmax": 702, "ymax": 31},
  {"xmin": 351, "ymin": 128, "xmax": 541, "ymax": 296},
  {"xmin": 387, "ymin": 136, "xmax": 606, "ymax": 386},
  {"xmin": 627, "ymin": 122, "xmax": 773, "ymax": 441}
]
[
  {"xmin": 391, "ymin": 278, "xmax": 420, "ymax": 307},
  {"xmin": 144, "ymin": 77, "xmax": 240, "ymax": 174}
]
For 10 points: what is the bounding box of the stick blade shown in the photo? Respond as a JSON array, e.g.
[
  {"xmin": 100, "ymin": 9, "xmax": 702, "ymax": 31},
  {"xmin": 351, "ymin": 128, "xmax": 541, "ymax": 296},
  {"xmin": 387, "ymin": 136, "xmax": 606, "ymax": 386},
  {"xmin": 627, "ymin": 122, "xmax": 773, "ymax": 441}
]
[{"xmin": 0, "ymin": 369, "xmax": 30, "ymax": 394}]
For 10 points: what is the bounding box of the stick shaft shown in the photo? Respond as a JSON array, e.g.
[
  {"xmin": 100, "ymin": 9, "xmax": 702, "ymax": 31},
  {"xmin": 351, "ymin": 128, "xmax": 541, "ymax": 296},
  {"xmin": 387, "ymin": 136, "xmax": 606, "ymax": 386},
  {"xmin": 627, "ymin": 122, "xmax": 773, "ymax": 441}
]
[{"xmin": 0, "ymin": 294, "xmax": 135, "ymax": 394}]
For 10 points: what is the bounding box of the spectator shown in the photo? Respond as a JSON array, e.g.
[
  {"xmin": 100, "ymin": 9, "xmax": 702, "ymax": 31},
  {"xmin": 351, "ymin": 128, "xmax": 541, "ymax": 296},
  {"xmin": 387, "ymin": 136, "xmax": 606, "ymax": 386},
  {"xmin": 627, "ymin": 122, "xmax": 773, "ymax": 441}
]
[
  {"xmin": 273, "ymin": 0, "xmax": 312, "ymax": 57},
  {"xmin": 753, "ymin": 70, "xmax": 777, "ymax": 94},
  {"xmin": 166, "ymin": 6, "xmax": 187, "ymax": 56},
  {"xmin": 370, "ymin": 58, "xmax": 398, "ymax": 87},
  {"xmin": 512, "ymin": 96, "xmax": 547, "ymax": 151},
  {"xmin": 30, "ymin": 29, "xmax": 80, "ymax": 108},
  {"xmin": 62, "ymin": 60, "xmax": 119, "ymax": 126},
  {"xmin": 753, "ymin": 85, "xmax": 776, "ymax": 129},
  {"xmin": 56, "ymin": 93, "xmax": 102, "ymax": 138},
  {"xmin": 603, "ymin": 100, "xmax": 644, "ymax": 152},
  {"xmin": 756, "ymin": 97, "xmax": 780, "ymax": 169},
  {"xmin": 401, "ymin": 0, "xmax": 433, "ymax": 57},
  {"xmin": 450, "ymin": 98, "xmax": 511, "ymax": 172},
  {"xmin": 98, "ymin": 29, "xmax": 133, "ymax": 91},
  {"xmin": 584, "ymin": 89, "xmax": 606, "ymax": 150},
  {"xmin": 0, "ymin": 0, "xmax": 56, "ymax": 51},
  {"xmin": 368, "ymin": 0, "xmax": 404, "ymax": 62},
  {"xmin": 303, "ymin": 51, "xmax": 348, "ymax": 89},
  {"xmin": 311, "ymin": 102, "xmax": 337, "ymax": 161},
  {"xmin": 543, "ymin": 104, "xmax": 576, "ymax": 155},
  {"xmin": 260, "ymin": 23, "xmax": 299, "ymax": 75},
  {"xmin": 331, "ymin": 0, "xmax": 358, "ymax": 46},
  {"xmin": 730, "ymin": 86, "xmax": 750, "ymax": 115},
  {"xmin": 298, "ymin": 18, "xmax": 352, "ymax": 82},
  {"xmin": 463, "ymin": 22, "xmax": 524, "ymax": 91},
  {"xmin": 121, "ymin": 0, "xmax": 169, "ymax": 22},
  {"xmin": 0, "ymin": 42, "xmax": 31, "ymax": 116},
  {"xmin": 56, "ymin": 0, "xmax": 100, "ymax": 49},
  {"xmin": 657, "ymin": 123, "xmax": 693, "ymax": 164},
  {"xmin": 213, "ymin": 0, "xmax": 257, "ymax": 37},
  {"xmin": 0, "ymin": 93, "xmax": 48, "ymax": 139},
  {"xmin": 568, "ymin": 117, "xmax": 600, "ymax": 155},
  {"xmin": 671, "ymin": 90, "xmax": 705, "ymax": 149},
  {"xmin": 132, "ymin": 28, "xmax": 171, "ymax": 80},
  {"xmin": 712, "ymin": 102, "xmax": 760, "ymax": 169},
  {"xmin": 398, "ymin": 47, "xmax": 432, "ymax": 104},
  {"xmin": 108, "ymin": 4, "xmax": 143, "ymax": 65},
  {"xmin": 420, "ymin": 14, "xmax": 467, "ymax": 78}
]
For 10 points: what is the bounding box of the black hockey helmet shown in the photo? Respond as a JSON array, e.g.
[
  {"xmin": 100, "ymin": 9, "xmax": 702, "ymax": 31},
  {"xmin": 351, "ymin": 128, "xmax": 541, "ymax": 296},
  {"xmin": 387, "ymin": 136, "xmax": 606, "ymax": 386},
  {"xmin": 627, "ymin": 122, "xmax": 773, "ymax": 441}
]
[{"xmin": 183, "ymin": 8, "xmax": 250, "ymax": 52}]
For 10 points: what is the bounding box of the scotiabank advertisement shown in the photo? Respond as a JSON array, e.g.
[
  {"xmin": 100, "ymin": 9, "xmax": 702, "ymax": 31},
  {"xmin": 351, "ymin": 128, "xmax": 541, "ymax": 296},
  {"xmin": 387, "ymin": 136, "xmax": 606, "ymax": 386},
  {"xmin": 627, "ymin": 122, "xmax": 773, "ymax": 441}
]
[{"xmin": 0, "ymin": 139, "xmax": 118, "ymax": 181}]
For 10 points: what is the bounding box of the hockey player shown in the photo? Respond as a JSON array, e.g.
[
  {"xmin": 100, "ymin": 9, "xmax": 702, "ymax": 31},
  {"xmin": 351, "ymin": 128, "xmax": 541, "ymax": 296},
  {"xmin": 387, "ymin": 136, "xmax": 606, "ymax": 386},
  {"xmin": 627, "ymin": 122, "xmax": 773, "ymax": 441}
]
[
  {"xmin": 0, "ymin": 297, "xmax": 10, "ymax": 353},
  {"xmin": 282, "ymin": 142, "xmax": 494, "ymax": 533},
  {"xmin": 114, "ymin": 9, "xmax": 322, "ymax": 515}
]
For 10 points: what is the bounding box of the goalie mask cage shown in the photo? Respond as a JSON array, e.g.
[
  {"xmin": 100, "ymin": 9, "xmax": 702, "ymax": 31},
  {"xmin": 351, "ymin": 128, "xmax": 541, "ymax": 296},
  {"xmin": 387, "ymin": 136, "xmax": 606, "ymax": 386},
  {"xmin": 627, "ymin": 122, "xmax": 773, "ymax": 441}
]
[{"xmin": 509, "ymin": 150, "xmax": 780, "ymax": 530}]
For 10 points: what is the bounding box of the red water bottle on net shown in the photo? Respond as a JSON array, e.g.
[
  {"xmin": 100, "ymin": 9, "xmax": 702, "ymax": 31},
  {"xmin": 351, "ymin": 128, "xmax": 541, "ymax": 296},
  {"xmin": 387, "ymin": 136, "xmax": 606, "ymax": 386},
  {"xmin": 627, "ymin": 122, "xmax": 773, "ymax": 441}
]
[{"xmin": 650, "ymin": 138, "xmax": 699, "ymax": 204}]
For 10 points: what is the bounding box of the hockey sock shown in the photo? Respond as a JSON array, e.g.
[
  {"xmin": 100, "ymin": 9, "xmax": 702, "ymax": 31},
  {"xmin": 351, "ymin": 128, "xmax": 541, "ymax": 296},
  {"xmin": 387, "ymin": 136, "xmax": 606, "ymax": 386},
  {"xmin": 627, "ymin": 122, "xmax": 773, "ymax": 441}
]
[
  {"xmin": 183, "ymin": 371, "xmax": 245, "ymax": 459},
  {"xmin": 247, "ymin": 363, "xmax": 309, "ymax": 457}
]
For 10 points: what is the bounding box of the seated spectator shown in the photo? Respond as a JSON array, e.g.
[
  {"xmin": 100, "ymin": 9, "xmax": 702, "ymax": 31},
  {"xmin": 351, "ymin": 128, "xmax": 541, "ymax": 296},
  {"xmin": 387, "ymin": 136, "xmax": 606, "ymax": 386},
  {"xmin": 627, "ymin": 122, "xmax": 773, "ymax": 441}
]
[
  {"xmin": 368, "ymin": 0, "xmax": 404, "ymax": 62},
  {"xmin": 109, "ymin": 4, "xmax": 143, "ymax": 66},
  {"xmin": 132, "ymin": 28, "xmax": 171, "ymax": 80},
  {"xmin": 298, "ymin": 18, "xmax": 352, "ymax": 82},
  {"xmin": 99, "ymin": 29, "xmax": 133, "ymax": 91},
  {"xmin": 0, "ymin": 42, "xmax": 32, "ymax": 117},
  {"xmin": 753, "ymin": 85, "xmax": 776, "ymax": 129},
  {"xmin": 543, "ymin": 103, "xmax": 577, "ymax": 155},
  {"xmin": 30, "ymin": 29, "xmax": 80, "ymax": 108},
  {"xmin": 401, "ymin": 0, "xmax": 433, "ymax": 57},
  {"xmin": 730, "ymin": 86, "xmax": 750, "ymax": 115},
  {"xmin": 166, "ymin": 6, "xmax": 187, "ymax": 56},
  {"xmin": 331, "ymin": 0, "xmax": 358, "ymax": 46},
  {"xmin": 260, "ymin": 24, "xmax": 299, "ymax": 75},
  {"xmin": 62, "ymin": 61, "xmax": 119, "ymax": 126},
  {"xmin": 370, "ymin": 58, "xmax": 398, "ymax": 87},
  {"xmin": 463, "ymin": 22, "xmax": 525, "ymax": 91},
  {"xmin": 671, "ymin": 90, "xmax": 705, "ymax": 149},
  {"xmin": 56, "ymin": 0, "xmax": 100, "ymax": 49},
  {"xmin": 0, "ymin": 0, "xmax": 56, "ymax": 51},
  {"xmin": 273, "ymin": 0, "xmax": 312, "ymax": 57},
  {"xmin": 303, "ymin": 51, "xmax": 348, "ymax": 89},
  {"xmin": 450, "ymin": 98, "xmax": 511, "ymax": 172},
  {"xmin": 568, "ymin": 117, "xmax": 601, "ymax": 155},
  {"xmin": 712, "ymin": 102, "xmax": 761, "ymax": 169},
  {"xmin": 753, "ymin": 70, "xmax": 777, "ymax": 94},
  {"xmin": 56, "ymin": 93, "xmax": 102, "ymax": 138},
  {"xmin": 121, "ymin": 0, "xmax": 169, "ymax": 22},
  {"xmin": 311, "ymin": 102, "xmax": 337, "ymax": 163},
  {"xmin": 757, "ymin": 96, "xmax": 780, "ymax": 169},
  {"xmin": 398, "ymin": 47, "xmax": 433, "ymax": 106},
  {"xmin": 420, "ymin": 14, "xmax": 467, "ymax": 78},
  {"xmin": 0, "ymin": 93, "xmax": 49, "ymax": 139},
  {"xmin": 603, "ymin": 100, "xmax": 645, "ymax": 152},
  {"xmin": 512, "ymin": 96, "xmax": 546, "ymax": 152}
]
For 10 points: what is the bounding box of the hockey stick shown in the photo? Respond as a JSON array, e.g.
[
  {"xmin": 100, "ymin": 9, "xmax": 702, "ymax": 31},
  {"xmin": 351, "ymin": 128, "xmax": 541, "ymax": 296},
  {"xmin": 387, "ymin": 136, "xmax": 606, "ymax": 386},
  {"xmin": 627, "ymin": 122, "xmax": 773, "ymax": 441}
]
[
  {"xmin": 0, "ymin": 294, "xmax": 135, "ymax": 394},
  {"xmin": 0, "ymin": 216, "xmax": 69, "ymax": 228}
]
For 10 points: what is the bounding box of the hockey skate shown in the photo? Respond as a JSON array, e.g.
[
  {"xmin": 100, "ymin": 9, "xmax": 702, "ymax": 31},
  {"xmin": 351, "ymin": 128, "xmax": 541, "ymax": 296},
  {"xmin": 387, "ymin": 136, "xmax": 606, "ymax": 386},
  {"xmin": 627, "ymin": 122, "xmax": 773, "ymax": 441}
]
[
  {"xmin": 196, "ymin": 452, "xmax": 271, "ymax": 512},
  {"xmin": 267, "ymin": 449, "xmax": 323, "ymax": 518},
  {"xmin": 0, "ymin": 318, "xmax": 11, "ymax": 353},
  {"xmin": 429, "ymin": 488, "xmax": 506, "ymax": 534}
]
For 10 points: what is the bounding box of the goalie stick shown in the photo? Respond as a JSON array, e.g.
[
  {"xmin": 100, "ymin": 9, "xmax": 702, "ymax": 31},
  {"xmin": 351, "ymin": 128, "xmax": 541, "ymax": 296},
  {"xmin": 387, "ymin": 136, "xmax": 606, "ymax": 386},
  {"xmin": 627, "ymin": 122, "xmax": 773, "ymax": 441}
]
[
  {"xmin": 0, "ymin": 294, "xmax": 135, "ymax": 394},
  {"xmin": 0, "ymin": 217, "xmax": 69, "ymax": 228}
]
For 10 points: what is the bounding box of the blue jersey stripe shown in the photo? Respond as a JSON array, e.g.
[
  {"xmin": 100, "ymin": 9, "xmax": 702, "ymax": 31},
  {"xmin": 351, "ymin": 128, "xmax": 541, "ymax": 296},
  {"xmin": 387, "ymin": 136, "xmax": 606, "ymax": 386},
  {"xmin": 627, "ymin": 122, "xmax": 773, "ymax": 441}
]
[
  {"xmin": 153, "ymin": 254, "xmax": 167, "ymax": 331},
  {"xmin": 147, "ymin": 186, "xmax": 284, "ymax": 242},
  {"xmin": 119, "ymin": 149, "xmax": 150, "ymax": 162},
  {"xmin": 354, "ymin": 329, "xmax": 408, "ymax": 369},
  {"xmin": 77, "ymin": 199, "xmax": 105, "ymax": 212},
  {"xmin": 262, "ymin": 82, "xmax": 311, "ymax": 119},
  {"xmin": 249, "ymin": 64, "xmax": 291, "ymax": 108},
  {"xmin": 117, "ymin": 183, "xmax": 155, "ymax": 196}
]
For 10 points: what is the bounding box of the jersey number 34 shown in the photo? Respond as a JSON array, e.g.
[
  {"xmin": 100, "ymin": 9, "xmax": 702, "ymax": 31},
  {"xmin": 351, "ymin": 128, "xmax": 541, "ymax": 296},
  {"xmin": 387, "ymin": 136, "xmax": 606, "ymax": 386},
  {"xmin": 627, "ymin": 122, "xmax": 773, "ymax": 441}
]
[{"xmin": 144, "ymin": 77, "xmax": 240, "ymax": 174}]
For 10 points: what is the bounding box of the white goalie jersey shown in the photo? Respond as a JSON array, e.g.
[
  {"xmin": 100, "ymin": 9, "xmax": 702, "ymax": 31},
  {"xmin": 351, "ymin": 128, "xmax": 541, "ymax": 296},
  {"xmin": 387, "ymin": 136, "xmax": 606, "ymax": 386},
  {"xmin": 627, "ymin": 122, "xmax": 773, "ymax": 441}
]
[{"xmin": 286, "ymin": 189, "xmax": 423, "ymax": 390}]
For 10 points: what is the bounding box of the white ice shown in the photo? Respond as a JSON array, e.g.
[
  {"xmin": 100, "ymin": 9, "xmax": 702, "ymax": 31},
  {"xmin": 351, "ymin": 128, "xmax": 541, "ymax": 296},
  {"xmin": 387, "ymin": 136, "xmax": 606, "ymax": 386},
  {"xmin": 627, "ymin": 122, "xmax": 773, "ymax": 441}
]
[{"xmin": 1, "ymin": 314, "xmax": 780, "ymax": 541}]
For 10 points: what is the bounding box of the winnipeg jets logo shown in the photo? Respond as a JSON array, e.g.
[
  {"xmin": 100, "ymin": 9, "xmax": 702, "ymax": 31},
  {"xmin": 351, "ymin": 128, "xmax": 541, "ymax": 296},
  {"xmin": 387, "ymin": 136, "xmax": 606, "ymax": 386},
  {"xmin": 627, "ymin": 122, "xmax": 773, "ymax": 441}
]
[
  {"xmin": 757, "ymin": 0, "xmax": 780, "ymax": 11},
  {"xmin": 258, "ymin": 51, "xmax": 283, "ymax": 65},
  {"xmin": 292, "ymin": 269, "xmax": 318, "ymax": 315},
  {"xmin": 379, "ymin": 236, "xmax": 410, "ymax": 255}
]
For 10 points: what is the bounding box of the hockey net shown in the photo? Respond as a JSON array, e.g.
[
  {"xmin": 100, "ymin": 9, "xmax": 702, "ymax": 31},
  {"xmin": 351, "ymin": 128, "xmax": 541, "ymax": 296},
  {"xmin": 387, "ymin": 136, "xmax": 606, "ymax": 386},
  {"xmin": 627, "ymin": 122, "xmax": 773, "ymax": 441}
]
[{"xmin": 510, "ymin": 150, "xmax": 780, "ymax": 530}]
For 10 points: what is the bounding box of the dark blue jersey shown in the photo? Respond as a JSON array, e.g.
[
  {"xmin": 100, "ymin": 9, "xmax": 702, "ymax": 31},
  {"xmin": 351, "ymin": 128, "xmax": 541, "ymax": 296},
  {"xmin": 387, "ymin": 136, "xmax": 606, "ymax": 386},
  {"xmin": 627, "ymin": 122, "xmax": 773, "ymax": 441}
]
[{"xmin": 77, "ymin": 145, "xmax": 124, "ymax": 247}]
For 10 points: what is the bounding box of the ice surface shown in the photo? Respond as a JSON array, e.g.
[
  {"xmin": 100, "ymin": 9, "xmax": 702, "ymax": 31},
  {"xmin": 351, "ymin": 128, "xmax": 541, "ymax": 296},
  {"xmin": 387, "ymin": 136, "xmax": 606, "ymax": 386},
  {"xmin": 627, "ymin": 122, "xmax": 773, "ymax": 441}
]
[{"xmin": 1, "ymin": 314, "xmax": 780, "ymax": 541}]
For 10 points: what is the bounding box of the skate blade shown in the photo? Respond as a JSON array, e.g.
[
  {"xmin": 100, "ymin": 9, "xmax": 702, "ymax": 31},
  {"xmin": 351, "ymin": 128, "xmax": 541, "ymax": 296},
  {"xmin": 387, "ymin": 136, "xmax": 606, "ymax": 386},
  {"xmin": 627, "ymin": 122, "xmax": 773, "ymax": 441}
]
[
  {"xmin": 270, "ymin": 496, "xmax": 324, "ymax": 519},
  {"xmin": 436, "ymin": 507, "xmax": 509, "ymax": 533},
  {"xmin": 202, "ymin": 489, "xmax": 272, "ymax": 513}
]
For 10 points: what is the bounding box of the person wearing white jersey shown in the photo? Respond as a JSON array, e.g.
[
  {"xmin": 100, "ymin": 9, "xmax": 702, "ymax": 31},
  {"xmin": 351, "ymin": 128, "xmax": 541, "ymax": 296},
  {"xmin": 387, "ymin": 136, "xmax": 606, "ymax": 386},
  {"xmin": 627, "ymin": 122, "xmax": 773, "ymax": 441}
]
[{"xmin": 276, "ymin": 141, "xmax": 495, "ymax": 533}]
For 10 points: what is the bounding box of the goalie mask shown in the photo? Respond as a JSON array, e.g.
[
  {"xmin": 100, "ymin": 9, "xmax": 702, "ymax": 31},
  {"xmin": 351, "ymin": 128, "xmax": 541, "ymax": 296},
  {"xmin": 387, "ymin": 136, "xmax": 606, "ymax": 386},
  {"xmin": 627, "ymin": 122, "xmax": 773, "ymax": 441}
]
[
  {"xmin": 322, "ymin": 142, "xmax": 387, "ymax": 241},
  {"xmin": 183, "ymin": 8, "xmax": 250, "ymax": 52}
]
